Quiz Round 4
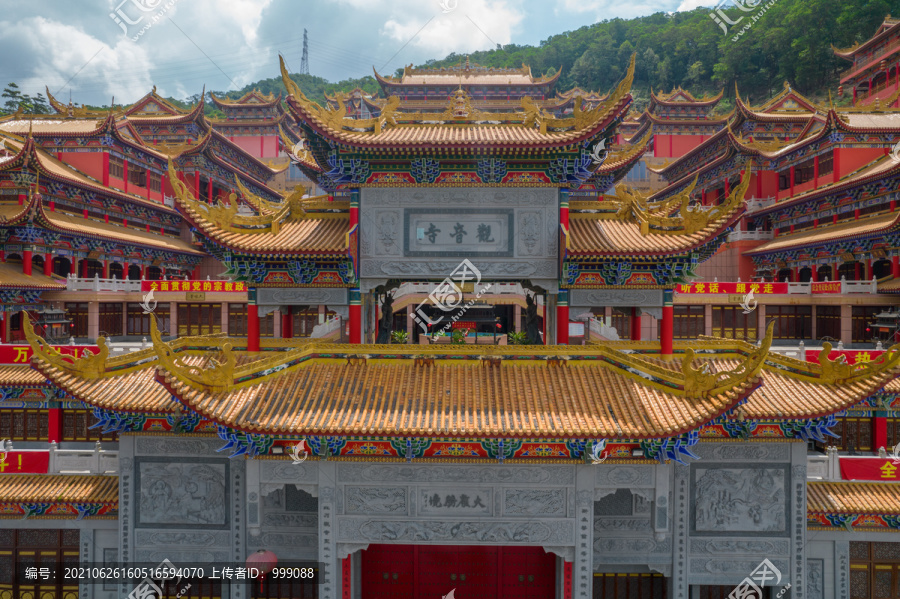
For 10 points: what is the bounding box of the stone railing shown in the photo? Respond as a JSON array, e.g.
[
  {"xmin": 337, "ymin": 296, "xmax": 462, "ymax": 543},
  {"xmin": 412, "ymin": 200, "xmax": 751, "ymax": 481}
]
[
  {"xmin": 806, "ymin": 448, "xmax": 839, "ymax": 481},
  {"xmin": 588, "ymin": 317, "xmax": 620, "ymax": 341},
  {"xmin": 744, "ymin": 197, "xmax": 777, "ymax": 213},
  {"xmin": 66, "ymin": 274, "xmax": 143, "ymax": 292},
  {"xmin": 726, "ymin": 230, "xmax": 774, "ymax": 242},
  {"xmin": 0, "ymin": 441, "xmax": 118, "ymax": 475},
  {"xmin": 310, "ymin": 315, "xmax": 342, "ymax": 339}
]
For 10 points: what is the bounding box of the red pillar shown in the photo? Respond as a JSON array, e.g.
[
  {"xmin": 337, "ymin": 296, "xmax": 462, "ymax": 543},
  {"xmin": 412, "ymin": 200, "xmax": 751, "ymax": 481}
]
[
  {"xmin": 208, "ymin": 177, "xmax": 213, "ymax": 203},
  {"xmin": 102, "ymin": 260, "xmax": 109, "ymax": 279},
  {"xmin": 661, "ymin": 290, "xmax": 674, "ymax": 357},
  {"xmin": 81, "ymin": 259, "xmax": 88, "ymax": 278},
  {"xmin": 833, "ymin": 148, "xmax": 841, "ymax": 184},
  {"xmin": 102, "ymin": 151, "xmax": 110, "ymax": 187},
  {"xmin": 875, "ymin": 415, "xmax": 888, "ymax": 454},
  {"xmin": 48, "ymin": 407, "xmax": 62, "ymax": 444},
  {"xmin": 556, "ymin": 291, "xmax": 569, "ymax": 345},
  {"xmin": 893, "ymin": 255, "xmax": 900, "ymax": 278},
  {"xmin": 811, "ymin": 267, "xmax": 819, "ymax": 283},
  {"xmin": 814, "ymin": 155, "xmax": 819, "ymax": 188},
  {"xmin": 70, "ymin": 257, "xmax": 77, "ymax": 276},
  {"xmin": 854, "ymin": 262, "xmax": 862, "ymax": 281},
  {"xmin": 349, "ymin": 288, "xmax": 362, "ymax": 344},
  {"xmin": 630, "ymin": 307, "xmax": 642, "ymax": 341},
  {"xmin": 282, "ymin": 307, "xmax": 293, "ymax": 339},
  {"xmin": 17, "ymin": 192, "xmax": 25, "ymax": 206},
  {"xmin": 194, "ymin": 171, "xmax": 201, "ymax": 199},
  {"xmin": 43, "ymin": 253, "xmax": 52, "ymax": 277},
  {"xmin": 0, "ymin": 313, "xmax": 6, "ymax": 344},
  {"xmin": 789, "ymin": 165, "xmax": 795, "ymax": 197},
  {"xmin": 247, "ymin": 303, "xmax": 260, "ymax": 352},
  {"xmin": 22, "ymin": 249, "xmax": 32, "ymax": 276},
  {"xmin": 123, "ymin": 159, "xmax": 128, "ymax": 193}
]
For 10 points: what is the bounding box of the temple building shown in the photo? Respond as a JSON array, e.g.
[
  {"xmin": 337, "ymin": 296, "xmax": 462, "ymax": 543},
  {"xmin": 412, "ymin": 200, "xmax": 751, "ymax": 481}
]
[
  {"xmin": 835, "ymin": 15, "xmax": 900, "ymax": 107},
  {"xmin": 6, "ymin": 19, "xmax": 900, "ymax": 598}
]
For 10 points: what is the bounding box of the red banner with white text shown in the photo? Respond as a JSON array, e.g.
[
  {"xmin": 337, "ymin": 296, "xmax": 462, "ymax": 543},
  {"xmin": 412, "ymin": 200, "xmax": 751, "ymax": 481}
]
[
  {"xmin": 140, "ymin": 280, "xmax": 248, "ymax": 293},
  {"xmin": 0, "ymin": 345, "xmax": 99, "ymax": 365}
]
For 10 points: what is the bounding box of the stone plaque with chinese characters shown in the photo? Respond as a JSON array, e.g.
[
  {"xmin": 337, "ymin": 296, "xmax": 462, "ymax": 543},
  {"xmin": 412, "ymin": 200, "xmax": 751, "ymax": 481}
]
[
  {"xmin": 405, "ymin": 208, "xmax": 514, "ymax": 257},
  {"xmin": 418, "ymin": 487, "xmax": 492, "ymax": 516}
]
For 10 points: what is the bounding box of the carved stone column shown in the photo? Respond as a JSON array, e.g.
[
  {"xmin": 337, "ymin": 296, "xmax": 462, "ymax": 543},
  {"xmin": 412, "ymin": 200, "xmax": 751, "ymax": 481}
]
[
  {"xmin": 672, "ymin": 463, "xmax": 690, "ymax": 599},
  {"xmin": 318, "ymin": 461, "xmax": 340, "ymax": 599},
  {"xmin": 834, "ymin": 540, "xmax": 849, "ymax": 599},
  {"xmin": 791, "ymin": 442, "xmax": 808, "ymax": 598},
  {"xmin": 573, "ymin": 466, "xmax": 594, "ymax": 599}
]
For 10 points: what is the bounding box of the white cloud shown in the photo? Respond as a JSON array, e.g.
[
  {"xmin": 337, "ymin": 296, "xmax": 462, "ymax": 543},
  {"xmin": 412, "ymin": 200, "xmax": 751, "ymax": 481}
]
[
  {"xmin": 553, "ymin": 0, "xmax": 683, "ymax": 19},
  {"xmin": 676, "ymin": 0, "xmax": 717, "ymax": 10}
]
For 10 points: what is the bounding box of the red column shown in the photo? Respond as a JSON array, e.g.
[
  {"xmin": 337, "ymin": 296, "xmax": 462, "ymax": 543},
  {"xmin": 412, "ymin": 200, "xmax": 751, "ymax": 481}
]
[
  {"xmin": 893, "ymin": 255, "xmax": 900, "ymax": 278},
  {"xmin": 630, "ymin": 307, "xmax": 642, "ymax": 341},
  {"xmin": 102, "ymin": 152, "xmax": 109, "ymax": 187},
  {"xmin": 814, "ymin": 155, "xmax": 819, "ymax": 188},
  {"xmin": 833, "ymin": 149, "xmax": 841, "ymax": 184},
  {"xmin": 875, "ymin": 415, "xmax": 888, "ymax": 454},
  {"xmin": 194, "ymin": 172, "xmax": 201, "ymax": 199},
  {"xmin": 811, "ymin": 267, "xmax": 819, "ymax": 283},
  {"xmin": 22, "ymin": 249, "xmax": 32, "ymax": 276},
  {"xmin": 208, "ymin": 177, "xmax": 213, "ymax": 203},
  {"xmin": 724, "ymin": 178, "xmax": 731, "ymax": 199},
  {"xmin": 0, "ymin": 314, "xmax": 6, "ymax": 344},
  {"xmin": 789, "ymin": 165, "xmax": 795, "ymax": 197},
  {"xmin": 48, "ymin": 407, "xmax": 62, "ymax": 444},
  {"xmin": 81, "ymin": 259, "xmax": 88, "ymax": 278},
  {"xmin": 556, "ymin": 291, "xmax": 569, "ymax": 345},
  {"xmin": 854, "ymin": 262, "xmax": 862, "ymax": 281},
  {"xmin": 247, "ymin": 303, "xmax": 260, "ymax": 352},
  {"xmin": 661, "ymin": 290, "xmax": 674, "ymax": 357},
  {"xmin": 349, "ymin": 288, "xmax": 361, "ymax": 344},
  {"xmin": 70, "ymin": 257, "xmax": 77, "ymax": 275},
  {"xmin": 102, "ymin": 260, "xmax": 109, "ymax": 279},
  {"xmin": 43, "ymin": 253, "xmax": 52, "ymax": 277},
  {"xmin": 123, "ymin": 159, "xmax": 129, "ymax": 193},
  {"xmin": 282, "ymin": 307, "xmax": 293, "ymax": 339}
]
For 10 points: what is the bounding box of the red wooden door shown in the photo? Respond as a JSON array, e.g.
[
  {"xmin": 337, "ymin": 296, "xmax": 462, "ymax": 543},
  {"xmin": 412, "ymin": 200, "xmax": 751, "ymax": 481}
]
[
  {"xmin": 452, "ymin": 546, "xmax": 498, "ymax": 599},
  {"xmin": 361, "ymin": 544, "xmax": 415, "ymax": 598}
]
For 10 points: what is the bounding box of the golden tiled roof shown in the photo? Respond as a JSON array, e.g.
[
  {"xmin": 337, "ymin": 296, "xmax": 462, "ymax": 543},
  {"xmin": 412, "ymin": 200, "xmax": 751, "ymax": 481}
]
[
  {"xmin": 568, "ymin": 167, "xmax": 749, "ymax": 255},
  {"xmin": 747, "ymin": 212, "xmax": 900, "ymax": 255},
  {"xmin": 0, "ymin": 364, "xmax": 49, "ymax": 386},
  {"xmin": 0, "ymin": 262, "xmax": 66, "ymax": 290},
  {"xmin": 0, "ymin": 475, "xmax": 118, "ymax": 504},
  {"xmin": 169, "ymin": 162, "xmax": 348, "ymax": 254},
  {"xmin": 882, "ymin": 376, "xmax": 900, "ymax": 392},
  {"xmin": 808, "ymin": 481, "xmax": 900, "ymax": 514},
  {"xmin": 284, "ymin": 55, "xmax": 634, "ymax": 150},
  {"xmin": 0, "ymin": 118, "xmax": 108, "ymax": 135}
]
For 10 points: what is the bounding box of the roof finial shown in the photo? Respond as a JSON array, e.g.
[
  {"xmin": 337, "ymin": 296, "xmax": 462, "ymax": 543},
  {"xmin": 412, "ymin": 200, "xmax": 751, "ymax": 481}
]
[{"xmin": 465, "ymin": 55, "xmax": 470, "ymax": 69}]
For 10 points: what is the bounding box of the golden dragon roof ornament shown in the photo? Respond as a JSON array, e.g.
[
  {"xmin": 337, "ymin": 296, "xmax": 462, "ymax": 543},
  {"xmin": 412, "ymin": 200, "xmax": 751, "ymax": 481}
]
[
  {"xmin": 150, "ymin": 316, "xmax": 235, "ymax": 393},
  {"xmin": 23, "ymin": 311, "xmax": 109, "ymax": 379}
]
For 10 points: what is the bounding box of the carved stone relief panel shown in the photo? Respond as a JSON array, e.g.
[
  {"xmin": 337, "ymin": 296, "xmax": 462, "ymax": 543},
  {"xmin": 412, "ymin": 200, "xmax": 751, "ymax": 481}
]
[
  {"xmin": 345, "ymin": 486, "xmax": 408, "ymax": 515},
  {"xmin": 338, "ymin": 463, "xmax": 573, "ymax": 486},
  {"xmin": 807, "ymin": 558, "xmax": 824, "ymax": 599},
  {"xmin": 503, "ymin": 489, "xmax": 566, "ymax": 517},
  {"xmin": 690, "ymin": 464, "xmax": 789, "ymax": 536},
  {"xmin": 338, "ymin": 518, "xmax": 573, "ymax": 544},
  {"xmin": 570, "ymin": 289, "xmax": 664, "ymax": 309},
  {"xmin": 692, "ymin": 442, "xmax": 791, "ymax": 462},
  {"xmin": 595, "ymin": 465, "xmax": 655, "ymax": 488},
  {"xmin": 419, "ymin": 487, "xmax": 491, "ymax": 516},
  {"xmin": 689, "ymin": 539, "xmax": 790, "ymax": 555},
  {"xmin": 135, "ymin": 438, "xmax": 219, "ymax": 456},
  {"xmin": 135, "ymin": 458, "xmax": 228, "ymax": 529}
]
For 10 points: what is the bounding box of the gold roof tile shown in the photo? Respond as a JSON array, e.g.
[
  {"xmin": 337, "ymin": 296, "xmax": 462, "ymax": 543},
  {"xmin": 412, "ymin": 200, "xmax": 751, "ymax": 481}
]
[
  {"xmin": 0, "ymin": 474, "xmax": 118, "ymax": 504},
  {"xmin": 808, "ymin": 481, "xmax": 900, "ymax": 514},
  {"xmin": 748, "ymin": 212, "xmax": 900, "ymax": 255},
  {"xmin": 0, "ymin": 263, "xmax": 66, "ymax": 290},
  {"xmin": 0, "ymin": 364, "xmax": 49, "ymax": 386}
]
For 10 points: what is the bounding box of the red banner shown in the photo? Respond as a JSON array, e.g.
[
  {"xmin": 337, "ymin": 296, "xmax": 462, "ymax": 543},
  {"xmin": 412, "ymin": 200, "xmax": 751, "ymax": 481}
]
[
  {"xmin": 675, "ymin": 282, "xmax": 788, "ymax": 294},
  {"xmin": 805, "ymin": 350, "xmax": 885, "ymax": 365},
  {"xmin": 451, "ymin": 321, "xmax": 476, "ymax": 330},
  {"xmin": 0, "ymin": 345, "xmax": 99, "ymax": 365},
  {"xmin": 0, "ymin": 451, "xmax": 49, "ymax": 474},
  {"xmin": 840, "ymin": 457, "xmax": 900, "ymax": 481},
  {"xmin": 811, "ymin": 281, "xmax": 841, "ymax": 294},
  {"xmin": 140, "ymin": 280, "xmax": 248, "ymax": 293}
]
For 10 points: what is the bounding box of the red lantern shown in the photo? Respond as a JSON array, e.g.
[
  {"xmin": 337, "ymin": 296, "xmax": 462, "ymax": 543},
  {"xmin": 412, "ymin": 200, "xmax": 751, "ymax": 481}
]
[
  {"xmin": 246, "ymin": 550, "xmax": 278, "ymax": 593},
  {"xmin": 838, "ymin": 85, "xmax": 844, "ymax": 97}
]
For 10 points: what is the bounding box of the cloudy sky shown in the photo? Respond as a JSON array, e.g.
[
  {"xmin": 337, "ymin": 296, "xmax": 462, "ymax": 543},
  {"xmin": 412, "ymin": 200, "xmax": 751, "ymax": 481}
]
[{"xmin": 1, "ymin": 0, "xmax": 717, "ymax": 106}]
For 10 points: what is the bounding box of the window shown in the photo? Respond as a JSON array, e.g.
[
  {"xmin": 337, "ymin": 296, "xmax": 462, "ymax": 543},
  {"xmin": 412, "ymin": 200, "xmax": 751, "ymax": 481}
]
[
  {"xmin": 850, "ymin": 541, "xmax": 900, "ymax": 599},
  {"xmin": 64, "ymin": 302, "xmax": 88, "ymax": 337},
  {"xmin": 593, "ymin": 573, "xmax": 667, "ymax": 598},
  {"xmin": 293, "ymin": 308, "xmax": 321, "ymax": 337},
  {"xmin": 712, "ymin": 306, "xmax": 757, "ymax": 340},
  {"xmin": 816, "ymin": 306, "xmax": 841, "ymax": 341},
  {"xmin": 148, "ymin": 171, "xmax": 162, "ymax": 192},
  {"xmin": 673, "ymin": 306, "xmax": 705, "ymax": 339},
  {"xmin": 178, "ymin": 303, "xmax": 222, "ymax": 336},
  {"xmin": 128, "ymin": 166, "xmax": 147, "ymax": 187},
  {"xmin": 99, "ymin": 302, "xmax": 124, "ymax": 336},
  {"xmin": 127, "ymin": 302, "xmax": 170, "ymax": 336},
  {"xmin": 0, "ymin": 530, "xmax": 79, "ymax": 599},
  {"xmin": 853, "ymin": 306, "xmax": 888, "ymax": 344},
  {"xmin": 62, "ymin": 410, "xmax": 118, "ymax": 442},
  {"xmin": 819, "ymin": 152, "xmax": 834, "ymax": 177},
  {"xmin": 227, "ymin": 304, "xmax": 274, "ymax": 337},
  {"xmin": 766, "ymin": 305, "xmax": 811, "ymax": 340},
  {"xmin": 0, "ymin": 410, "xmax": 48, "ymax": 441},
  {"xmin": 109, "ymin": 155, "xmax": 124, "ymax": 179}
]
